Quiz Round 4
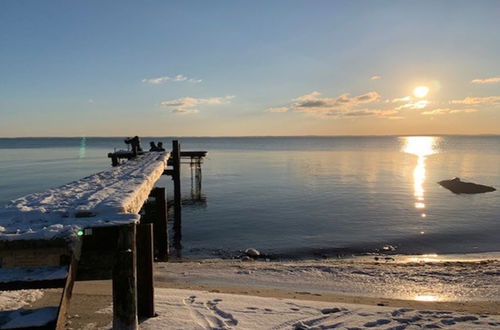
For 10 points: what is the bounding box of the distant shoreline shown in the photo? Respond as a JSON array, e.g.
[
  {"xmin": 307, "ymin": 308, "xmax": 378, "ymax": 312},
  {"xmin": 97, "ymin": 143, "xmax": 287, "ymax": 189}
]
[{"xmin": 1, "ymin": 134, "xmax": 500, "ymax": 139}]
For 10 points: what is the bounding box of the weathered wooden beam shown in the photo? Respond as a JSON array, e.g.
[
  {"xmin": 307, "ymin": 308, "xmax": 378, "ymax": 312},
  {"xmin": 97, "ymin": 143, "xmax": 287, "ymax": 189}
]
[
  {"xmin": 137, "ymin": 224, "xmax": 155, "ymax": 319},
  {"xmin": 150, "ymin": 187, "xmax": 168, "ymax": 261},
  {"xmin": 55, "ymin": 241, "xmax": 81, "ymax": 330},
  {"xmin": 77, "ymin": 226, "xmax": 119, "ymax": 281},
  {"xmin": 180, "ymin": 151, "xmax": 207, "ymax": 157},
  {"xmin": 112, "ymin": 224, "xmax": 138, "ymax": 330},
  {"xmin": 172, "ymin": 140, "xmax": 182, "ymax": 237}
]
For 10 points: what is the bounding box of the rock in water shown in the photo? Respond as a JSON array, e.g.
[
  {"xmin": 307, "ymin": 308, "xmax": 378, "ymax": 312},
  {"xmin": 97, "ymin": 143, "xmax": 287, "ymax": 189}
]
[
  {"xmin": 241, "ymin": 256, "xmax": 254, "ymax": 262},
  {"xmin": 438, "ymin": 177, "xmax": 496, "ymax": 194},
  {"xmin": 245, "ymin": 248, "xmax": 260, "ymax": 257}
]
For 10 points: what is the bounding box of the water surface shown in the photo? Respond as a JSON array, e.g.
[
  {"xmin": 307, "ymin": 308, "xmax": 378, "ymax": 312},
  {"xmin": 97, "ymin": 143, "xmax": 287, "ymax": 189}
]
[{"xmin": 0, "ymin": 136, "xmax": 498, "ymax": 258}]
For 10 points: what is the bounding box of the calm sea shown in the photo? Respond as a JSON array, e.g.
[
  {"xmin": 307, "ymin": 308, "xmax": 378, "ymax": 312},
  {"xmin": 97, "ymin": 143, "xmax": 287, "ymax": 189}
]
[{"xmin": 0, "ymin": 136, "xmax": 499, "ymax": 259}]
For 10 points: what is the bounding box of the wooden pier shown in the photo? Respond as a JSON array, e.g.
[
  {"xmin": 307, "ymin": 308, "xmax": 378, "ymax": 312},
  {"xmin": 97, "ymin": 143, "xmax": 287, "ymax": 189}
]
[{"xmin": 0, "ymin": 140, "xmax": 206, "ymax": 329}]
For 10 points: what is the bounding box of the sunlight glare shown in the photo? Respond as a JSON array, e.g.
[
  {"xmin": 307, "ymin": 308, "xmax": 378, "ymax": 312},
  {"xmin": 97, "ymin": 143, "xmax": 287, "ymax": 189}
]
[
  {"xmin": 402, "ymin": 137, "xmax": 439, "ymax": 212},
  {"xmin": 413, "ymin": 86, "xmax": 429, "ymax": 98},
  {"xmin": 414, "ymin": 295, "xmax": 438, "ymax": 302}
]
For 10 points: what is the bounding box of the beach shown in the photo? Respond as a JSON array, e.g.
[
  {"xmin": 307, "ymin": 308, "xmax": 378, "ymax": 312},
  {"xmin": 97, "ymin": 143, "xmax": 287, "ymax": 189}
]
[
  {"xmin": 4, "ymin": 255, "xmax": 498, "ymax": 329},
  {"xmin": 2, "ymin": 0, "xmax": 500, "ymax": 327}
]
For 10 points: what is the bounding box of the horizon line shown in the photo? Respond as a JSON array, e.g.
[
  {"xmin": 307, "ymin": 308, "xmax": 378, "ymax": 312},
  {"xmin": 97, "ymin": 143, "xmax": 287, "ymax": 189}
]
[{"xmin": 1, "ymin": 134, "xmax": 500, "ymax": 139}]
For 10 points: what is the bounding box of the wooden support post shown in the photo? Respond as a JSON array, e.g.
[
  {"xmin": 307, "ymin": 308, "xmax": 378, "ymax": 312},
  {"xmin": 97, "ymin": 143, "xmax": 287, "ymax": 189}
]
[
  {"xmin": 111, "ymin": 154, "xmax": 119, "ymax": 167},
  {"xmin": 172, "ymin": 140, "xmax": 182, "ymax": 241},
  {"xmin": 150, "ymin": 187, "xmax": 168, "ymax": 260},
  {"xmin": 55, "ymin": 241, "xmax": 81, "ymax": 330},
  {"xmin": 112, "ymin": 224, "xmax": 138, "ymax": 330},
  {"xmin": 137, "ymin": 223, "xmax": 155, "ymax": 319}
]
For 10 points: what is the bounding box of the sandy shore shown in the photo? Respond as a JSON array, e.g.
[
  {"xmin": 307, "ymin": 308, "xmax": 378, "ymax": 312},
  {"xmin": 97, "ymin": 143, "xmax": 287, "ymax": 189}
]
[
  {"xmin": 18, "ymin": 256, "xmax": 499, "ymax": 329},
  {"xmin": 28, "ymin": 280, "xmax": 500, "ymax": 329}
]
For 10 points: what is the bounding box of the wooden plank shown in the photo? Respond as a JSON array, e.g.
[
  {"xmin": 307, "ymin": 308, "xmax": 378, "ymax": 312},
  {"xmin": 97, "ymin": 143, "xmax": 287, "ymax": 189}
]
[
  {"xmin": 0, "ymin": 248, "xmax": 71, "ymax": 268},
  {"xmin": 0, "ymin": 307, "xmax": 58, "ymax": 330},
  {"xmin": 137, "ymin": 224, "xmax": 155, "ymax": 319},
  {"xmin": 0, "ymin": 266, "xmax": 68, "ymax": 291},
  {"xmin": 0, "ymin": 239, "xmax": 71, "ymax": 268},
  {"xmin": 180, "ymin": 151, "xmax": 207, "ymax": 157},
  {"xmin": 112, "ymin": 224, "xmax": 138, "ymax": 330},
  {"xmin": 76, "ymin": 226, "xmax": 119, "ymax": 281},
  {"xmin": 55, "ymin": 240, "xmax": 81, "ymax": 330}
]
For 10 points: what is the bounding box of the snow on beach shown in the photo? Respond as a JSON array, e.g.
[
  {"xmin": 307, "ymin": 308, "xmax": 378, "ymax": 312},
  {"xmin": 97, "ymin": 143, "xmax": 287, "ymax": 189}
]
[
  {"xmin": 142, "ymin": 288, "xmax": 500, "ymax": 329},
  {"xmin": 0, "ymin": 152, "xmax": 168, "ymax": 241},
  {"xmin": 138, "ymin": 256, "xmax": 500, "ymax": 328},
  {"xmin": 156, "ymin": 256, "xmax": 500, "ymax": 303},
  {"xmin": 0, "ymin": 290, "xmax": 43, "ymax": 311},
  {"xmin": 1, "ymin": 256, "xmax": 498, "ymax": 329}
]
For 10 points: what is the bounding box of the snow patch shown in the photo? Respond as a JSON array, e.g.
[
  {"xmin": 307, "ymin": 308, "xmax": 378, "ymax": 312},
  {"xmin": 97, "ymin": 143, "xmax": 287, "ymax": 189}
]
[
  {"xmin": 0, "ymin": 290, "xmax": 44, "ymax": 310},
  {"xmin": 138, "ymin": 288, "xmax": 500, "ymax": 329}
]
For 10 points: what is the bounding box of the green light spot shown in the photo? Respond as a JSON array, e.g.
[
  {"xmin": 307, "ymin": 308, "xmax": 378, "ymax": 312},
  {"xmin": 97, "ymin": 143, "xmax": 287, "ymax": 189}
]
[{"xmin": 77, "ymin": 230, "xmax": 84, "ymax": 236}]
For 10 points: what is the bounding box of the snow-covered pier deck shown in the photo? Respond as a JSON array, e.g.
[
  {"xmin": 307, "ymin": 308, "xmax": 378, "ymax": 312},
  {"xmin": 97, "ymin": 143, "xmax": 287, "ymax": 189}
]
[
  {"xmin": 0, "ymin": 151, "xmax": 169, "ymax": 242},
  {"xmin": 0, "ymin": 146, "xmax": 182, "ymax": 330}
]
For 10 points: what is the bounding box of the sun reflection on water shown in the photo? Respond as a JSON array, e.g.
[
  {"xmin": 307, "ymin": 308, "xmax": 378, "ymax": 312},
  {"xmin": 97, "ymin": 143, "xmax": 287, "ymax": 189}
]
[
  {"xmin": 414, "ymin": 295, "xmax": 439, "ymax": 302},
  {"xmin": 402, "ymin": 137, "xmax": 439, "ymax": 215},
  {"xmin": 407, "ymin": 254, "xmax": 441, "ymax": 263}
]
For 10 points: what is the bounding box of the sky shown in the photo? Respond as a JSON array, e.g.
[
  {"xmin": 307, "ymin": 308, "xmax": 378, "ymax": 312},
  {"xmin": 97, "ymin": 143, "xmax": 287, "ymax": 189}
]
[{"xmin": 0, "ymin": 0, "xmax": 499, "ymax": 137}]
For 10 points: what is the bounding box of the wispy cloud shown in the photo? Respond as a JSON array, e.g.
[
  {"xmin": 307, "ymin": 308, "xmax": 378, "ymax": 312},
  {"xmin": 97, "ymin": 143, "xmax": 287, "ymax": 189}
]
[
  {"xmin": 268, "ymin": 91, "xmax": 394, "ymax": 118},
  {"xmin": 172, "ymin": 109, "xmax": 200, "ymax": 115},
  {"xmin": 341, "ymin": 108, "xmax": 399, "ymax": 118},
  {"xmin": 370, "ymin": 75, "xmax": 382, "ymax": 80},
  {"xmin": 292, "ymin": 91, "xmax": 380, "ymax": 113},
  {"xmin": 451, "ymin": 96, "xmax": 500, "ymax": 105},
  {"xmin": 267, "ymin": 107, "xmax": 289, "ymax": 113},
  {"xmin": 391, "ymin": 96, "xmax": 411, "ymax": 103},
  {"xmin": 471, "ymin": 76, "xmax": 500, "ymax": 84},
  {"xmin": 142, "ymin": 74, "xmax": 202, "ymax": 84},
  {"xmin": 396, "ymin": 100, "xmax": 429, "ymax": 110},
  {"xmin": 160, "ymin": 95, "xmax": 234, "ymax": 114},
  {"xmin": 421, "ymin": 108, "xmax": 478, "ymax": 115}
]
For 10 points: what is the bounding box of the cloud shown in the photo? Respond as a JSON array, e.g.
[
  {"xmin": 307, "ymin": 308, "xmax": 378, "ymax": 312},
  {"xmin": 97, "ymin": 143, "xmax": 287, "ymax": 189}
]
[
  {"xmin": 267, "ymin": 107, "xmax": 289, "ymax": 113},
  {"xmin": 160, "ymin": 95, "xmax": 234, "ymax": 114},
  {"xmin": 396, "ymin": 100, "xmax": 429, "ymax": 110},
  {"xmin": 471, "ymin": 77, "xmax": 500, "ymax": 84},
  {"xmin": 267, "ymin": 91, "xmax": 391, "ymax": 118},
  {"xmin": 342, "ymin": 109, "xmax": 399, "ymax": 117},
  {"xmin": 371, "ymin": 75, "xmax": 382, "ymax": 80},
  {"xmin": 142, "ymin": 74, "xmax": 202, "ymax": 84},
  {"xmin": 88, "ymin": 99, "xmax": 94, "ymax": 104},
  {"xmin": 143, "ymin": 76, "xmax": 169, "ymax": 84},
  {"xmin": 391, "ymin": 96, "xmax": 411, "ymax": 103},
  {"xmin": 451, "ymin": 96, "xmax": 500, "ymax": 105},
  {"xmin": 421, "ymin": 108, "xmax": 478, "ymax": 115},
  {"xmin": 172, "ymin": 109, "xmax": 200, "ymax": 115},
  {"xmin": 292, "ymin": 91, "xmax": 380, "ymax": 113}
]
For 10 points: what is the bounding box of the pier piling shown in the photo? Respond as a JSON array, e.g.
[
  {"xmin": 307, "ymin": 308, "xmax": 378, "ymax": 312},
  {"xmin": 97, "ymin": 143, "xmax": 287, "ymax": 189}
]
[
  {"xmin": 112, "ymin": 224, "xmax": 138, "ymax": 330},
  {"xmin": 137, "ymin": 223, "xmax": 155, "ymax": 319},
  {"xmin": 148, "ymin": 187, "xmax": 168, "ymax": 261},
  {"xmin": 172, "ymin": 140, "xmax": 182, "ymax": 243}
]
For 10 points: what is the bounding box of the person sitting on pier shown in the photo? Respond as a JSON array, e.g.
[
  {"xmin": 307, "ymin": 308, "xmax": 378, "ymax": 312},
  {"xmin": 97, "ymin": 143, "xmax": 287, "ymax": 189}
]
[
  {"xmin": 149, "ymin": 141, "xmax": 159, "ymax": 152},
  {"xmin": 156, "ymin": 142, "xmax": 165, "ymax": 151},
  {"xmin": 124, "ymin": 136, "xmax": 143, "ymax": 156}
]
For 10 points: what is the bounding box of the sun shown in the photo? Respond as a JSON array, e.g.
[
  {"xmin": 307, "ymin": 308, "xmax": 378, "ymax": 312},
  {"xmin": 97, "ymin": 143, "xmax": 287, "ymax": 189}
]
[{"xmin": 413, "ymin": 86, "xmax": 429, "ymax": 98}]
